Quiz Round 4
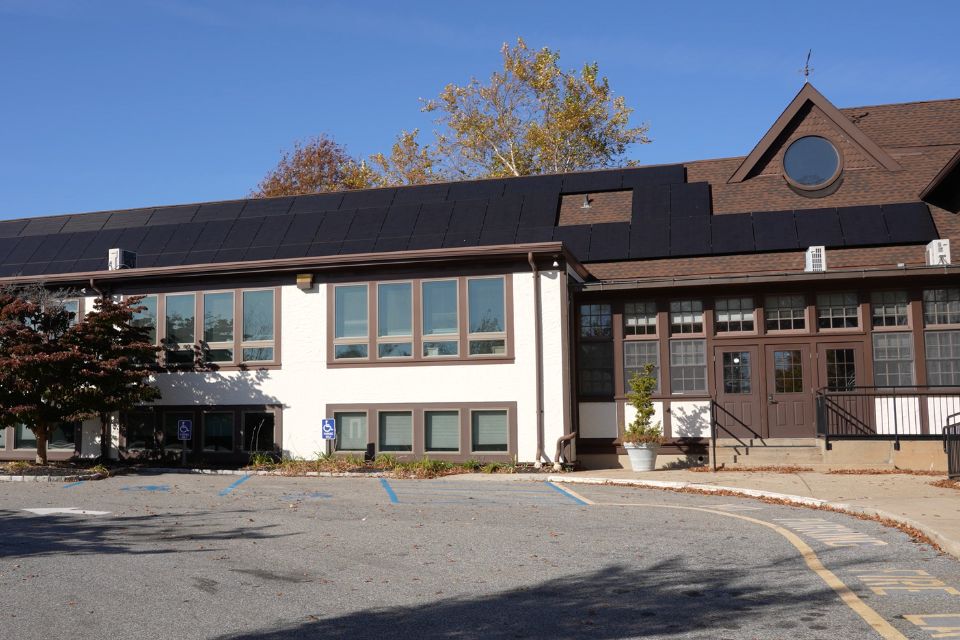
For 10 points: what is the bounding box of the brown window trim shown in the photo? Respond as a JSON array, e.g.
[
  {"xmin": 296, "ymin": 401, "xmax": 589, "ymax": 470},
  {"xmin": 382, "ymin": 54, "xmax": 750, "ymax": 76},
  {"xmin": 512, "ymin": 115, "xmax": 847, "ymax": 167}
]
[
  {"xmin": 869, "ymin": 290, "xmax": 913, "ymax": 332},
  {"xmin": 813, "ymin": 291, "xmax": 864, "ymax": 335},
  {"xmin": 667, "ymin": 298, "xmax": 706, "ymax": 337},
  {"xmin": 118, "ymin": 405, "xmax": 283, "ymax": 455},
  {"xmin": 762, "ymin": 294, "xmax": 810, "ymax": 335},
  {"xmin": 325, "ymin": 402, "xmax": 517, "ymax": 462},
  {"xmin": 712, "ymin": 296, "xmax": 758, "ymax": 337},
  {"xmin": 326, "ymin": 275, "xmax": 515, "ymax": 368}
]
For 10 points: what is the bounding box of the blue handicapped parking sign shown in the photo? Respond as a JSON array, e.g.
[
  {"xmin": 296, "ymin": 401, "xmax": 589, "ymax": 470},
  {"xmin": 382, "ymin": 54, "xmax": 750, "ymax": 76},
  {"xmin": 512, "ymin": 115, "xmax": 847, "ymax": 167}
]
[
  {"xmin": 321, "ymin": 418, "xmax": 336, "ymax": 440},
  {"xmin": 177, "ymin": 419, "xmax": 192, "ymax": 441}
]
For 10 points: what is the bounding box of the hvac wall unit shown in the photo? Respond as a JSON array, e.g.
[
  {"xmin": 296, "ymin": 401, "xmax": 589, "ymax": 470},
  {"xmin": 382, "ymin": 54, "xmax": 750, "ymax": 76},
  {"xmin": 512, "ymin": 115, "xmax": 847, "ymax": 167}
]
[
  {"xmin": 926, "ymin": 239, "xmax": 951, "ymax": 266},
  {"xmin": 108, "ymin": 249, "xmax": 137, "ymax": 271},
  {"xmin": 804, "ymin": 246, "xmax": 827, "ymax": 273}
]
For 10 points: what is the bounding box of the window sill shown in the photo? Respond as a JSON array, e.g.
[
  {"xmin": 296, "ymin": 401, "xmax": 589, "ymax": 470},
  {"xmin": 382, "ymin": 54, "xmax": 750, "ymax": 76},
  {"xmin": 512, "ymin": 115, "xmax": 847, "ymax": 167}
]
[{"xmin": 327, "ymin": 357, "xmax": 515, "ymax": 368}]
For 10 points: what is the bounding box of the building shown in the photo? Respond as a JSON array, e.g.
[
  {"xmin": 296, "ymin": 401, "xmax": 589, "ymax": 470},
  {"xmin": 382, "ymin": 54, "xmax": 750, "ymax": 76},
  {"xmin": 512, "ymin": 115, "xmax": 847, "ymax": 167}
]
[{"xmin": 1, "ymin": 83, "xmax": 959, "ymax": 469}]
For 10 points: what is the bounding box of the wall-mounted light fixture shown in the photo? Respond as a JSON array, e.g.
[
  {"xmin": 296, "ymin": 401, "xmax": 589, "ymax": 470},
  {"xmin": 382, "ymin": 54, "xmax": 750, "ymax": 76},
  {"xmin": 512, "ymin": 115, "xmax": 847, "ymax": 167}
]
[{"xmin": 296, "ymin": 273, "xmax": 314, "ymax": 290}]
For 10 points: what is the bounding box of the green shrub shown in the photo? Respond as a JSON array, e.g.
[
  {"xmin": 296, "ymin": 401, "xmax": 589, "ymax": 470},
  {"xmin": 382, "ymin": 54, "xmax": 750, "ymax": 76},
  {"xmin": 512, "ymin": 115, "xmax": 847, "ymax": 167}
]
[{"xmin": 623, "ymin": 364, "xmax": 663, "ymax": 445}]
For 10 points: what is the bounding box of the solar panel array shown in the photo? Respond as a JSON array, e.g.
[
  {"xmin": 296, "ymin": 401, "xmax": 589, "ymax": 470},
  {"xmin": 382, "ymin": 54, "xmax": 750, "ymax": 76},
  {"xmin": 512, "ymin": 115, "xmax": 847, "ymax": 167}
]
[{"xmin": 0, "ymin": 164, "xmax": 939, "ymax": 277}]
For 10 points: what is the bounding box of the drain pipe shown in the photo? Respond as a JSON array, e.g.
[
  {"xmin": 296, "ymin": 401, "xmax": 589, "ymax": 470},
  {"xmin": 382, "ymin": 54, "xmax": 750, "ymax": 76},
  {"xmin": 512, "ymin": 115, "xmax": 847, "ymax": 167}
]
[{"xmin": 527, "ymin": 252, "xmax": 548, "ymax": 467}]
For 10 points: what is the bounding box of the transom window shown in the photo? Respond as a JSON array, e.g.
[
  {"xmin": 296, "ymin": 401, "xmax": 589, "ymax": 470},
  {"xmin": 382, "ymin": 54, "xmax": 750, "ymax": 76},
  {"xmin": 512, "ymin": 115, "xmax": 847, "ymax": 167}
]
[
  {"xmin": 765, "ymin": 295, "xmax": 806, "ymax": 331},
  {"xmin": 715, "ymin": 297, "xmax": 754, "ymax": 333},
  {"xmin": 925, "ymin": 331, "xmax": 960, "ymax": 386},
  {"xmin": 923, "ymin": 289, "xmax": 960, "ymax": 326},
  {"xmin": 624, "ymin": 302, "xmax": 657, "ymax": 336},
  {"xmin": 817, "ymin": 293, "xmax": 859, "ymax": 329},
  {"xmin": 580, "ymin": 304, "xmax": 612, "ymax": 338},
  {"xmin": 669, "ymin": 339, "xmax": 706, "ymax": 393},
  {"xmin": 871, "ymin": 291, "xmax": 909, "ymax": 327},
  {"xmin": 872, "ymin": 333, "xmax": 915, "ymax": 386},
  {"xmin": 669, "ymin": 300, "xmax": 703, "ymax": 335}
]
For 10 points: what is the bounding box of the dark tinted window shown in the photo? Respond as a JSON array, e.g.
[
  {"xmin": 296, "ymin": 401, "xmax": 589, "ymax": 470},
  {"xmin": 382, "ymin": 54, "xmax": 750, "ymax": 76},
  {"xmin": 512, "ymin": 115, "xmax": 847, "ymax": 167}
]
[{"xmin": 783, "ymin": 136, "xmax": 839, "ymax": 187}]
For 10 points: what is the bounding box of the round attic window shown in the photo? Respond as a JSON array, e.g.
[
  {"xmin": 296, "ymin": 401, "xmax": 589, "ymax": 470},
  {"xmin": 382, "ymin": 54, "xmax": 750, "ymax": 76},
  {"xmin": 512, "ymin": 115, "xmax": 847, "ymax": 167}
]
[{"xmin": 782, "ymin": 135, "xmax": 841, "ymax": 190}]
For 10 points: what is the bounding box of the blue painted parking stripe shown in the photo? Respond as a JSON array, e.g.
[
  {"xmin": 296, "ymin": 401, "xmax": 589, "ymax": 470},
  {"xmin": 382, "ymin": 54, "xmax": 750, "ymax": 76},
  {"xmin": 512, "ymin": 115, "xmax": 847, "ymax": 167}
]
[
  {"xmin": 218, "ymin": 474, "xmax": 252, "ymax": 496},
  {"xmin": 380, "ymin": 478, "xmax": 399, "ymax": 504},
  {"xmin": 62, "ymin": 481, "xmax": 84, "ymax": 488},
  {"xmin": 545, "ymin": 482, "xmax": 589, "ymax": 505}
]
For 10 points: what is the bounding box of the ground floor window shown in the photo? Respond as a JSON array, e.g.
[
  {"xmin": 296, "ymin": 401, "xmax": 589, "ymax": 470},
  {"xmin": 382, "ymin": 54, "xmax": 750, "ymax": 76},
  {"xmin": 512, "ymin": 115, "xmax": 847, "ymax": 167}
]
[
  {"xmin": 13, "ymin": 423, "xmax": 76, "ymax": 450},
  {"xmin": 123, "ymin": 406, "xmax": 279, "ymax": 454},
  {"xmin": 379, "ymin": 411, "xmax": 413, "ymax": 452},
  {"xmin": 670, "ymin": 339, "xmax": 707, "ymax": 393},
  {"xmin": 925, "ymin": 330, "xmax": 960, "ymax": 386},
  {"xmin": 578, "ymin": 342, "xmax": 614, "ymax": 396},
  {"xmin": 471, "ymin": 410, "xmax": 509, "ymax": 452},
  {"xmin": 425, "ymin": 410, "xmax": 460, "ymax": 453},
  {"xmin": 624, "ymin": 341, "xmax": 659, "ymax": 392},
  {"xmin": 335, "ymin": 412, "xmax": 368, "ymax": 452},
  {"xmin": 873, "ymin": 333, "xmax": 915, "ymax": 386},
  {"xmin": 243, "ymin": 412, "xmax": 276, "ymax": 452},
  {"xmin": 203, "ymin": 412, "xmax": 235, "ymax": 452},
  {"xmin": 825, "ymin": 348, "xmax": 857, "ymax": 392}
]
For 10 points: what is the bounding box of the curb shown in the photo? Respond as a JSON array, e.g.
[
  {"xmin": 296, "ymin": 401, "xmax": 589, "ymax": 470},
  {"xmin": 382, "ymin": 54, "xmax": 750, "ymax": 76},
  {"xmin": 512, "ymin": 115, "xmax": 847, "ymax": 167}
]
[
  {"xmin": 546, "ymin": 475, "xmax": 960, "ymax": 561},
  {"xmin": 0, "ymin": 472, "xmax": 109, "ymax": 483}
]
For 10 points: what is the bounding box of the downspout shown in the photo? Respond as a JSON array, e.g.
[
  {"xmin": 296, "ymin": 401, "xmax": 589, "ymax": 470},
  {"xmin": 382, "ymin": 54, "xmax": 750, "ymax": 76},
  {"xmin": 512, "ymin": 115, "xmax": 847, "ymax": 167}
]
[{"xmin": 527, "ymin": 252, "xmax": 547, "ymax": 467}]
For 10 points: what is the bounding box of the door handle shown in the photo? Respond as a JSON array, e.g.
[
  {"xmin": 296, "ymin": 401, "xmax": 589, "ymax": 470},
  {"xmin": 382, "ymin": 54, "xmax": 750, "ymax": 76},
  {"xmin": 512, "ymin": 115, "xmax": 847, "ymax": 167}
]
[{"xmin": 767, "ymin": 394, "xmax": 778, "ymax": 405}]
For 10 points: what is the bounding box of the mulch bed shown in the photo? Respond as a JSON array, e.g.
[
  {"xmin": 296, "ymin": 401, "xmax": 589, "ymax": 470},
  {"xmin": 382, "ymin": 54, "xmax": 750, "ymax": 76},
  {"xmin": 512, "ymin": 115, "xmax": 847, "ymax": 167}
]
[{"xmin": 0, "ymin": 462, "xmax": 107, "ymax": 477}]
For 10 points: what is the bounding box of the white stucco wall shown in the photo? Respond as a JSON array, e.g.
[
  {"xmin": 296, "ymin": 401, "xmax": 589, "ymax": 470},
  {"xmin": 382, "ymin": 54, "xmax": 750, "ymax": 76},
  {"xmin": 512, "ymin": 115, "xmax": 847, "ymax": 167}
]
[{"xmin": 146, "ymin": 269, "xmax": 569, "ymax": 462}]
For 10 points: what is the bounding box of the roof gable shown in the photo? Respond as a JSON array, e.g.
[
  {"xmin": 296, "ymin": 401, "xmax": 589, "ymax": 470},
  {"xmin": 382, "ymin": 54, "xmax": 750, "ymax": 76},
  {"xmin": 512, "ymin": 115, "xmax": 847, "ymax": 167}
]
[{"xmin": 729, "ymin": 83, "xmax": 902, "ymax": 184}]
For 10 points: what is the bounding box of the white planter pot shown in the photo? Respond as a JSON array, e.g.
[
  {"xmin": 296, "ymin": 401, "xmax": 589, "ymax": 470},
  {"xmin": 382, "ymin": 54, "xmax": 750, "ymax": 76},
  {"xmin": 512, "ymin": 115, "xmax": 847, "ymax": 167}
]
[{"xmin": 624, "ymin": 442, "xmax": 660, "ymax": 472}]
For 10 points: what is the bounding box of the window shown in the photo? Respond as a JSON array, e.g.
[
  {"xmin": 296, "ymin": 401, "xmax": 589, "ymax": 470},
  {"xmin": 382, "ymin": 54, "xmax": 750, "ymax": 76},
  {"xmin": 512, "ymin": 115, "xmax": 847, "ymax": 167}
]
[
  {"xmin": 425, "ymin": 410, "xmax": 460, "ymax": 453},
  {"xmin": 242, "ymin": 290, "xmax": 275, "ymax": 362},
  {"xmin": 721, "ymin": 352, "xmax": 752, "ymax": 394},
  {"xmin": 578, "ymin": 342, "xmax": 614, "ymax": 396},
  {"xmin": 624, "ymin": 341, "xmax": 659, "ymax": 393},
  {"xmin": 826, "ymin": 349, "xmax": 857, "ymax": 392},
  {"xmin": 924, "ymin": 289, "xmax": 960, "ymax": 326},
  {"xmin": 715, "ymin": 297, "xmax": 754, "ymax": 333},
  {"xmin": 926, "ymin": 331, "xmax": 960, "ymax": 386},
  {"xmin": 871, "ymin": 291, "xmax": 909, "ymax": 327},
  {"xmin": 334, "ymin": 284, "xmax": 369, "ymax": 359},
  {"xmin": 817, "ymin": 293, "xmax": 859, "ymax": 329},
  {"xmin": 471, "ymin": 410, "xmax": 509, "ymax": 452},
  {"xmin": 872, "ymin": 333, "xmax": 915, "ymax": 386},
  {"xmin": 64, "ymin": 299, "xmax": 81, "ymax": 326},
  {"xmin": 377, "ymin": 283, "xmax": 413, "ymax": 358},
  {"xmin": 378, "ymin": 411, "xmax": 413, "ymax": 452},
  {"xmin": 765, "ymin": 295, "xmax": 806, "ymax": 331},
  {"xmin": 580, "ymin": 304, "xmax": 612, "ymax": 338},
  {"xmin": 132, "ymin": 295, "xmax": 158, "ymax": 344},
  {"xmin": 163, "ymin": 412, "xmax": 194, "ymax": 450},
  {"xmin": 782, "ymin": 136, "xmax": 841, "ymax": 190},
  {"xmin": 422, "ymin": 280, "xmax": 459, "ymax": 357},
  {"xmin": 203, "ymin": 412, "xmax": 234, "ymax": 452},
  {"xmin": 669, "ymin": 300, "xmax": 703, "ymax": 334},
  {"xmin": 773, "ymin": 350, "xmax": 804, "ymax": 393},
  {"xmin": 468, "ymin": 277, "xmax": 506, "ymax": 355},
  {"xmin": 124, "ymin": 411, "xmax": 156, "ymax": 450},
  {"xmin": 624, "ymin": 302, "xmax": 656, "ymax": 336},
  {"xmin": 0, "ymin": 426, "xmax": 5, "ymax": 449},
  {"xmin": 335, "ymin": 412, "xmax": 368, "ymax": 451},
  {"xmin": 243, "ymin": 412, "xmax": 276, "ymax": 452},
  {"xmin": 165, "ymin": 294, "xmax": 196, "ymax": 364},
  {"xmin": 203, "ymin": 292, "xmax": 234, "ymax": 363},
  {"xmin": 670, "ymin": 339, "xmax": 706, "ymax": 393},
  {"xmin": 13, "ymin": 423, "xmax": 75, "ymax": 450}
]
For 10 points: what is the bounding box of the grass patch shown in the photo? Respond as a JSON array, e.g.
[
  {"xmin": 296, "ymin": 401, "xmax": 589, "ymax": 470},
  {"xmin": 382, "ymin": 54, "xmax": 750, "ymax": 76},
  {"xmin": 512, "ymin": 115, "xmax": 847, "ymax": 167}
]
[{"xmin": 243, "ymin": 454, "xmax": 532, "ymax": 479}]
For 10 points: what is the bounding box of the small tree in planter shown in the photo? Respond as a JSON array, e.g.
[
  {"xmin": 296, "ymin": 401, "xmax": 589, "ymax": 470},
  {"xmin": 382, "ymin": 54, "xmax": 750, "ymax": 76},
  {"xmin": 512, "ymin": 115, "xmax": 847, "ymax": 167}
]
[{"xmin": 622, "ymin": 364, "xmax": 663, "ymax": 471}]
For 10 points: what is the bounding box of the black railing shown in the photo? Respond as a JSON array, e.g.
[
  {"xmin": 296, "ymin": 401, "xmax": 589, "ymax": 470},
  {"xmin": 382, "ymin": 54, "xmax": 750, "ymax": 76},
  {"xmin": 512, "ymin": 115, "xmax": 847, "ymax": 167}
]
[
  {"xmin": 710, "ymin": 401, "xmax": 764, "ymax": 472},
  {"xmin": 945, "ymin": 412, "xmax": 960, "ymax": 480},
  {"xmin": 816, "ymin": 386, "xmax": 960, "ymax": 450}
]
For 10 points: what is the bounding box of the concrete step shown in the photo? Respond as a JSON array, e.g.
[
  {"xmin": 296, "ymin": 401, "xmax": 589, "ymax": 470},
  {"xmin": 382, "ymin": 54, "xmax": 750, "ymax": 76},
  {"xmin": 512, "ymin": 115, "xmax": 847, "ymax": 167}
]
[
  {"xmin": 714, "ymin": 437, "xmax": 821, "ymax": 449},
  {"xmin": 713, "ymin": 444, "xmax": 826, "ymax": 467}
]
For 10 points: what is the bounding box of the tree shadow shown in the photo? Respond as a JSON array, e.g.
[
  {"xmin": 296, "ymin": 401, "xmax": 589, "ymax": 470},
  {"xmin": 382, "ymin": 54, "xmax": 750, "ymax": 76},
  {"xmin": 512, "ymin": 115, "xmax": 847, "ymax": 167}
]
[
  {"xmin": 671, "ymin": 403, "xmax": 712, "ymax": 438},
  {"xmin": 0, "ymin": 508, "xmax": 292, "ymax": 560},
  {"xmin": 213, "ymin": 556, "xmax": 842, "ymax": 639}
]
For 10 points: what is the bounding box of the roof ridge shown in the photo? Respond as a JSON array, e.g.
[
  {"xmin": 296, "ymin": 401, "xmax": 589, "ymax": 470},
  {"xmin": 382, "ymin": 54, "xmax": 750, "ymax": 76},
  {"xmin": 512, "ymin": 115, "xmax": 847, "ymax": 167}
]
[{"xmin": 841, "ymin": 96, "xmax": 960, "ymax": 111}]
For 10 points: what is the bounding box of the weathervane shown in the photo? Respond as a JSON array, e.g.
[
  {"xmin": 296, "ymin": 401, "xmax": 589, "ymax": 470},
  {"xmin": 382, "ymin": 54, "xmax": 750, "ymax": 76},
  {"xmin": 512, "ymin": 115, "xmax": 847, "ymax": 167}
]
[{"xmin": 799, "ymin": 49, "xmax": 814, "ymax": 82}]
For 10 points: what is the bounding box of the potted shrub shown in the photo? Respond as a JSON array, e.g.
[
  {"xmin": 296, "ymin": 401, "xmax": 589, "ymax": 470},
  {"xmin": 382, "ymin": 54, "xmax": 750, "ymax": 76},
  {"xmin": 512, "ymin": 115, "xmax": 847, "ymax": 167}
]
[{"xmin": 622, "ymin": 364, "xmax": 663, "ymax": 472}]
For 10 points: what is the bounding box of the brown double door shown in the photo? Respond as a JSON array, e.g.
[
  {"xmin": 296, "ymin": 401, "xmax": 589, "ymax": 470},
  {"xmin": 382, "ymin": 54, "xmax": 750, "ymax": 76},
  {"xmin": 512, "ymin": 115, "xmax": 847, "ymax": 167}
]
[{"xmin": 713, "ymin": 342, "xmax": 864, "ymax": 439}]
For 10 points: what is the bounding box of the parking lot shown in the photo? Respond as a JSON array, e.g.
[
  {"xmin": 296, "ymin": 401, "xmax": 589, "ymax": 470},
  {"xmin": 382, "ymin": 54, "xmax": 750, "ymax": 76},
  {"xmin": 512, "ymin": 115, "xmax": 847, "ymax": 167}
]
[{"xmin": 1, "ymin": 472, "xmax": 959, "ymax": 639}]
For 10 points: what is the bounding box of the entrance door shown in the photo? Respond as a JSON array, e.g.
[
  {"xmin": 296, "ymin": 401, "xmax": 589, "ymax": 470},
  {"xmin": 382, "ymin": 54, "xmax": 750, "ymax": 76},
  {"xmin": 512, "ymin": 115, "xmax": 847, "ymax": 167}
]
[
  {"xmin": 765, "ymin": 344, "xmax": 815, "ymax": 437},
  {"xmin": 713, "ymin": 346, "xmax": 765, "ymax": 439}
]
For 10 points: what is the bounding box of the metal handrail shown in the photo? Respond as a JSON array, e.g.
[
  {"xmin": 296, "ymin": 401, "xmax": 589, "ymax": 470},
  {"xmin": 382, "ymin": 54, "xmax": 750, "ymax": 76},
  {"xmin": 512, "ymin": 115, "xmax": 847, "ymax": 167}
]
[{"xmin": 710, "ymin": 401, "xmax": 762, "ymax": 471}]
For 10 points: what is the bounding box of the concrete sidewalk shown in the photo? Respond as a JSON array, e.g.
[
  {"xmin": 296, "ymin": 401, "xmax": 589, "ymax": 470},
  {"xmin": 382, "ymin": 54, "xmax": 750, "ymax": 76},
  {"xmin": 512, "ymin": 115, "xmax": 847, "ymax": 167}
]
[{"xmin": 547, "ymin": 468, "xmax": 960, "ymax": 559}]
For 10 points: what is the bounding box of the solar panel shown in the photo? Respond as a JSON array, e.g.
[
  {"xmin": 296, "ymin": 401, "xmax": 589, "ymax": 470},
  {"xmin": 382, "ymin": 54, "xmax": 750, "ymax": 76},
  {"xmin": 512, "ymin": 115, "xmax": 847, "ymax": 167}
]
[
  {"xmin": 503, "ymin": 174, "xmax": 563, "ymax": 195},
  {"xmin": 23, "ymin": 234, "xmax": 69, "ymax": 263},
  {"xmin": 561, "ymin": 170, "xmax": 623, "ymax": 193},
  {"xmin": 882, "ymin": 203, "xmax": 937, "ymax": 243},
  {"xmin": 18, "ymin": 262, "xmax": 48, "ymax": 276},
  {"xmin": 0, "ymin": 263, "xmax": 24, "ymax": 277},
  {"xmin": 194, "ymin": 201, "xmax": 245, "ymax": 222},
  {"xmin": 21, "ymin": 216, "xmax": 69, "ymax": 236},
  {"xmin": 79, "ymin": 229, "xmax": 124, "ymax": 260},
  {"xmin": 189, "ymin": 220, "xmax": 234, "ymax": 252},
  {"xmin": 373, "ymin": 236, "xmax": 411, "ymax": 253},
  {"xmin": 794, "ymin": 208, "xmax": 842, "ymax": 247},
  {"xmin": 442, "ymin": 229, "xmax": 481, "ymax": 248},
  {"xmin": 514, "ymin": 226, "xmax": 555, "ymax": 244},
  {"xmin": 629, "ymin": 218, "xmax": 670, "ymax": 258},
  {"xmin": 60, "ymin": 212, "xmax": 111, "ymax": 234},
  {"xmin": 0, "ymin": 220, "xmax": 27, "ymax": 238},
  {"xmin": 446, "ymin": 179, "xmax": 504, "ymax": 201},
  {"xmin": 216, "ymin": 218, "xmax": 261, "ymax": 250},
  {"xmin": 44, "ymin": 260, "xmax": 77, "ymax": 275},
  {"xmin": 670, "ymin": 182, "xmax": 711, "ymax": 217},
  {"xmin": 242, "ymin": 245, "xmax": 279, "ymax": 262},
  {"xmin": 838, "ymin": 205, "xmax": 888, "ymax": 245},
  {"xmin": 74, "ymin": 257, "xmax": 107, "ymax": 272},
  {"xmin": 392, "ymin": 183, "xmax": 450, "ymax": 206},
  {"xmin": 146, "ymin": 205, "xmax": 199, "ymax": 226},
  {"xmin": 414, "ymin": 202, "xmax": 453, "ymax": 235},
  {"xmin": 518, "ymin": 192, "xmax": 558, "ymax": 228},
  {"xmin": 316, "ymin": 212, "xmax": 353, "ymax": 242},
  {"xmin": 282, "ymin": 212, "xmax": 327, "ymax": 246},
  {"xmin": 288, "ymin": 193, "xmax": 343, "ymax": 215},
  {"xmin": 447, "ymin": 200, "xmax": 486, "ymax": 232},
  {"xmin": 102, "ymin": 209, "xmax": 153, "ymax": 229},
  {"xmin": 339, "ymin": 188, "xmax": 396, "ymax": 210},
  {"xmin": 346, "ymin": 207, "xmax": 387, "ymax": 240},
  {"xmin": 162, "ymin": 222, "xmax": 205, "ymax": 253},
  {"xmin": 478, "ymin": 226, "xmax": 517, "ymax": 246},
  {"xmin": 621, "ymin": 165, "xmax": 686, "ymax": 188},
  {"xmin": 109, "ymin": 227, "xmax": 149, "ymax": 255},
  {"xmin": 137, "ymin": 225, "xmax": 177, "ymax": 254},
  {"xmin": 212, "ymin": 248, "xmax": 247, "ymax": 264},
  {"xmin": 150, "ymin": 252, "xmax": 188, "ymax": 268},
  {"xmin": 670, "ymin": 216, "xmax": 711, "ymax": 256},
  {"xmin": 406, "ymin": 233, "xmax": 445, "ymax": 251},
  {"xmin": 306, "ymin": 241, "xmax": 343, "ymax": 257},
  {"xmin": 239, "ymin": 197, "xmax": 294, "ymax": 218},
  {"xmin": 58, "ymin": 231, "xmax": 99, "ymax": 260},
  {"xmin": 380, "ymin": 203, "xmax": 421, "ymax": 236},
  {"xmin": 132, "ymin": 253, "xmax": 159, "ymax": 269},
  {"xmin": 586, "ymin": 222, "xmax": 629, "ymax": 261},
  {"xmin": 752, "ymin": 211, "xmax": 799, "ymax": 251},
  {"xmin": 483, "ymin": 194, "xmax": 523, "ymax": 229},
  {"xmin": 710, "ymin": 214, "xmax": 755, "ymax": 254},
  {"xmin": 631, "ymin": 184, "xmax": 670, "ymax": 221},
  {"xmin": 339, "ymin": 238, "xmax": 377, "ymax": 255},
  {"xmin": 552, "ymin": 225, "xmax": 591, "ymax": 259},
  {"xmin": 273, "ymin": 243, "xmax": 311, "ymax": 260},
  {"xmin": 184, "ymin": 249, "xmax": 217, "ymax": 266},
  {"xmin": 0, "ymin": 237, "xmax": 21, "ymax": 263}
]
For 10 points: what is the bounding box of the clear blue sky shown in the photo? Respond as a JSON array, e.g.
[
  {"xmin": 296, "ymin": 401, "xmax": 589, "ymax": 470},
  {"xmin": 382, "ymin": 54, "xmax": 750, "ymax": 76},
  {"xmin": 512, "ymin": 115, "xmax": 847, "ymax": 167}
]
[{"xmin": 1, "ymin": 0, "xmax": 957, "ymax": 220}]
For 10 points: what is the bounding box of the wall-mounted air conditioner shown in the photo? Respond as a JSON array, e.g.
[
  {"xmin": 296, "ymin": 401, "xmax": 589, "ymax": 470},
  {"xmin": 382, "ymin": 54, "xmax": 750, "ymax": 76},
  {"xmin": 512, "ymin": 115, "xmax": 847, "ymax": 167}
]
[
  {"xmin": 804, "ymin": 246, "xmax": 826, "ymax": 272},
  {"xmin": 108, "ymin": 249, "xmax": 137, "ymax": 270},
  {"xmin": 926, "ymin": 239, "xmax": 951, "ymax": 266}
]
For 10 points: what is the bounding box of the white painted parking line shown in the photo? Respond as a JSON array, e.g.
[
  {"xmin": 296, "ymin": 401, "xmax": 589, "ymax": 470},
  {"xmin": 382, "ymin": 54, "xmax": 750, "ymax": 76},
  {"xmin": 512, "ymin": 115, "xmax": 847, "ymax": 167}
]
[{"xmin": 22, "ymin": 507, "xmax": 110, "ymax": 516}]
